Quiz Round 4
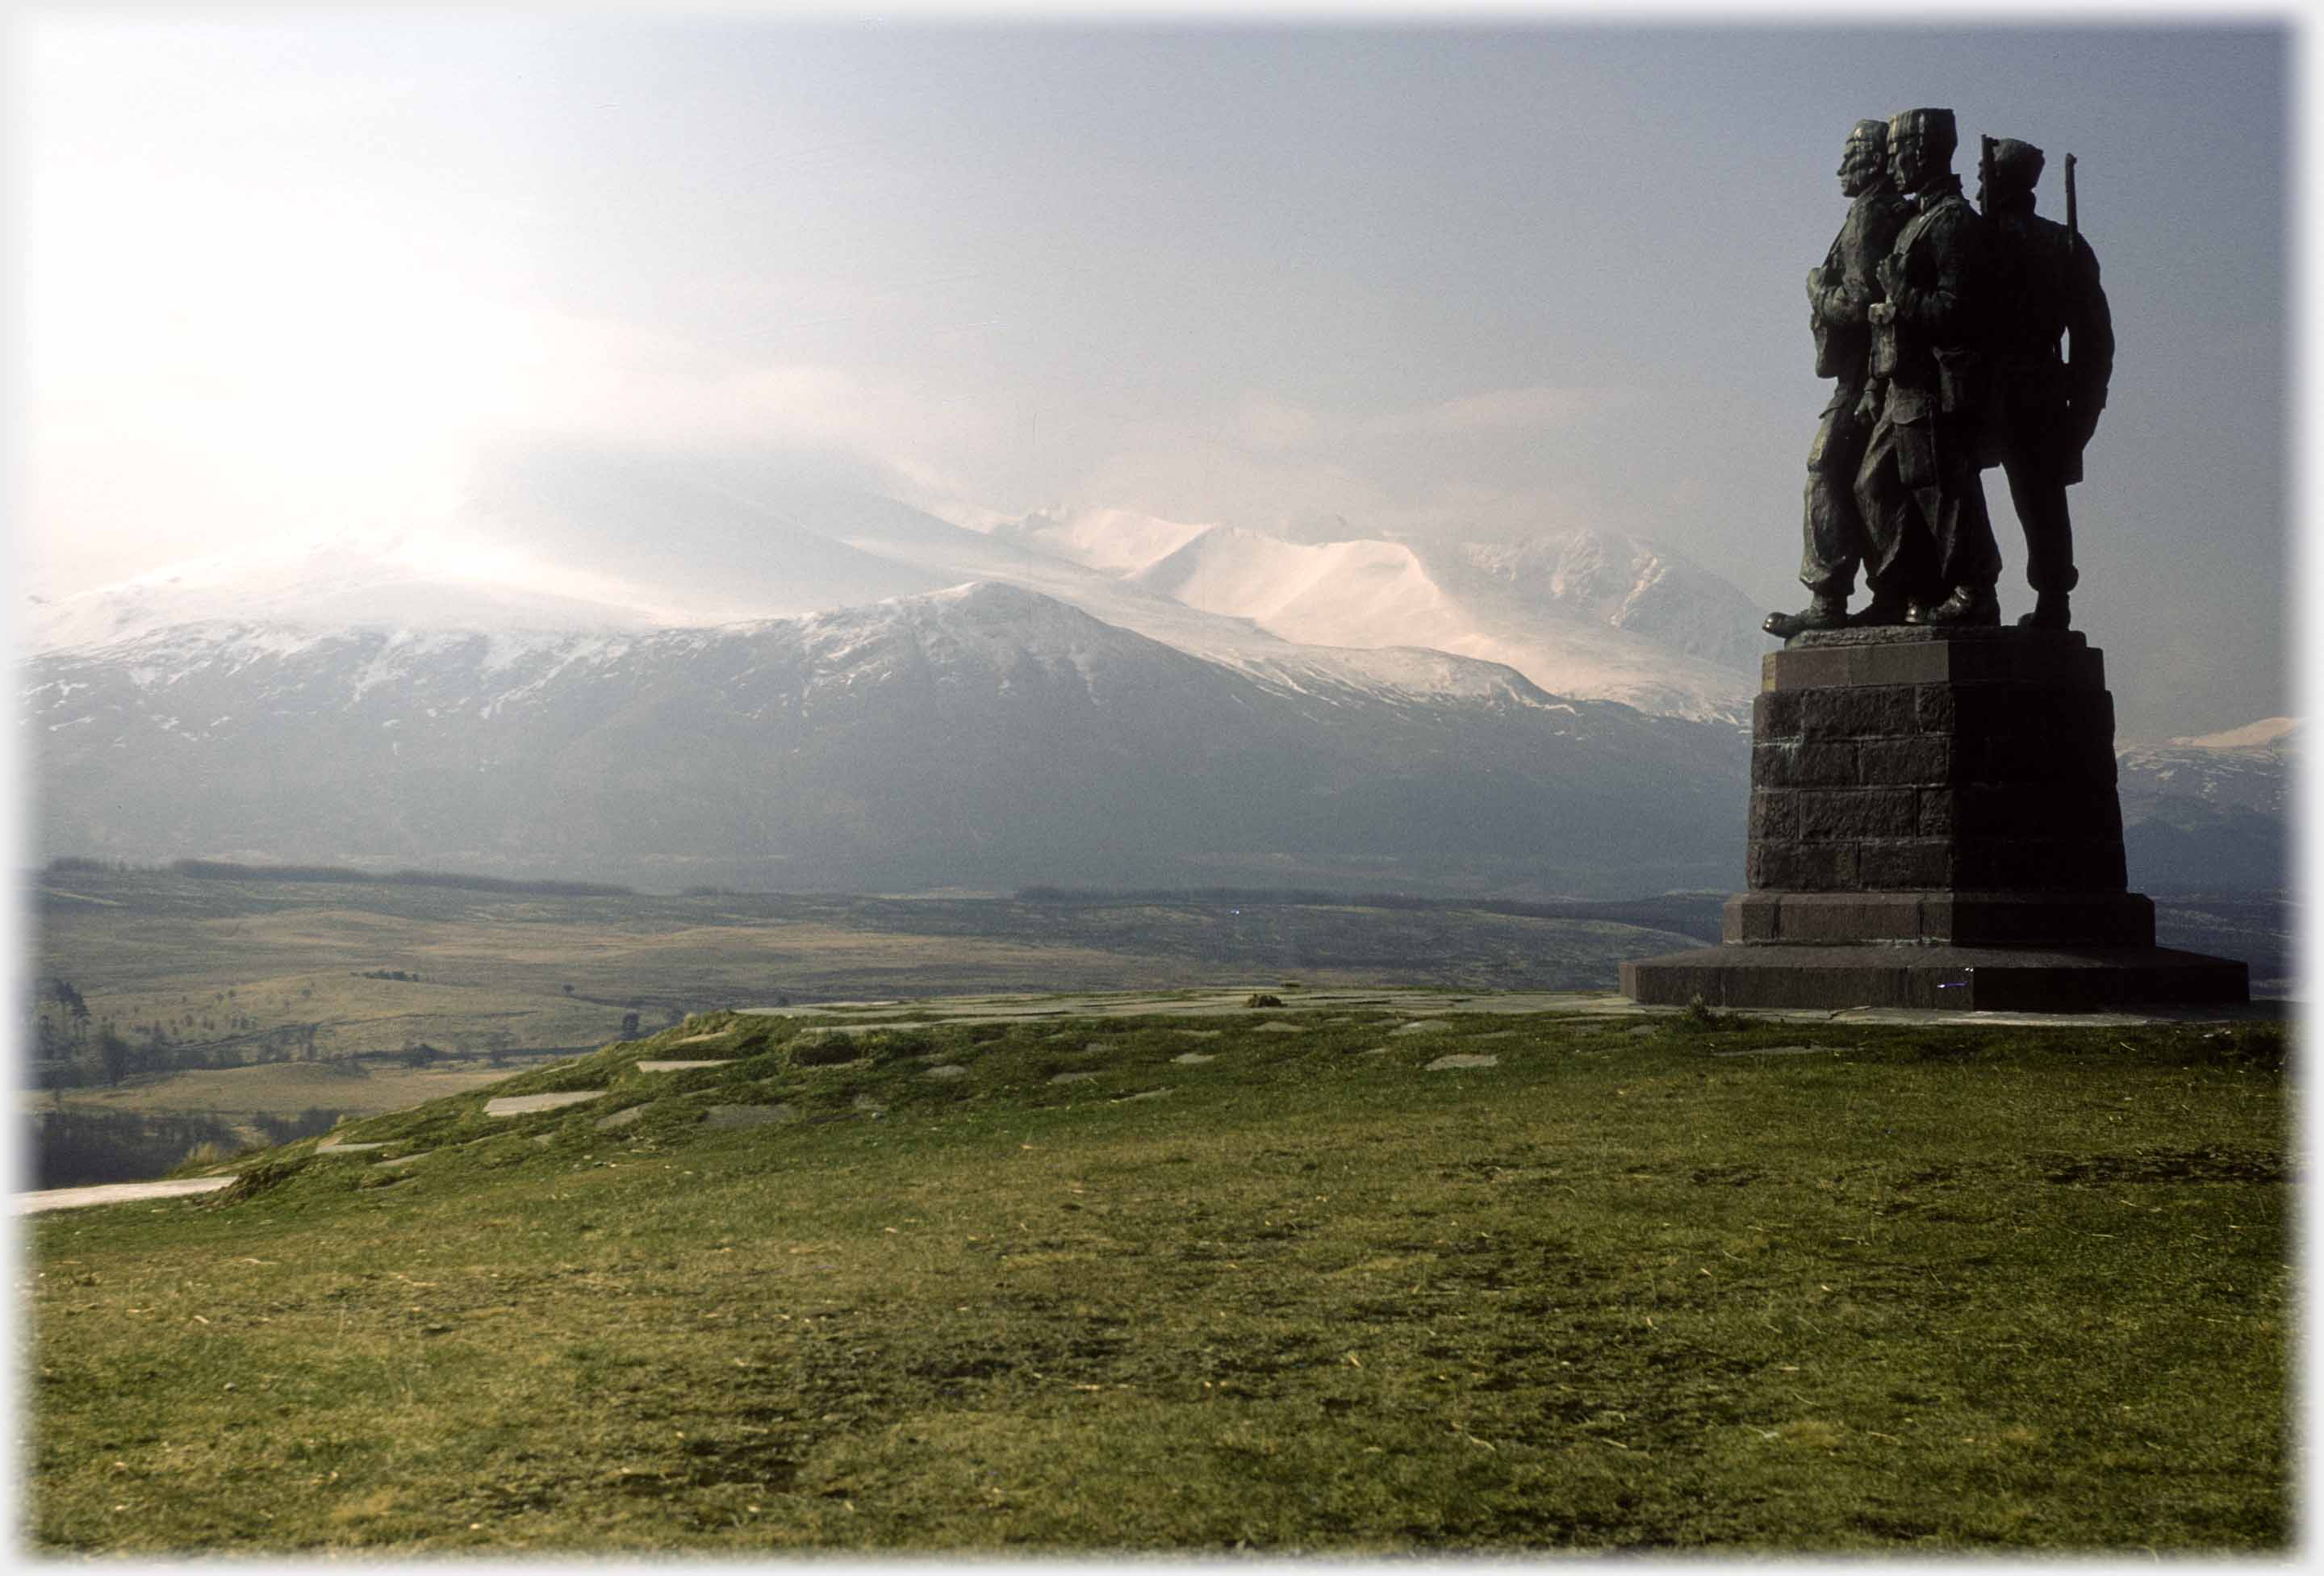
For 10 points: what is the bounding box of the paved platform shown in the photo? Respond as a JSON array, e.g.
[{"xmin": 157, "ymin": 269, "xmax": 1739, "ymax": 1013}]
[
  {"xmin": 1624, "ymin": 943, "xmax": 2253, "ymax": 1012},
  {"xmin": 739, "ymin": 985, "xmax": 2282, "ymax": 1030}
]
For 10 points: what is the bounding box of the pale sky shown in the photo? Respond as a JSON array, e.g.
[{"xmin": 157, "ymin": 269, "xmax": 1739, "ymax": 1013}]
[{"xmin": 9, "ymin": 10, "xmax": 2293, "ymax": 739}]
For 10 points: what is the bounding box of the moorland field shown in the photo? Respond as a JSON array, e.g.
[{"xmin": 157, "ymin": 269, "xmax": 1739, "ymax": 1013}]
[{"xmin": 25, "ymin": 996, "xmax": 2288, "ymax": 1553}]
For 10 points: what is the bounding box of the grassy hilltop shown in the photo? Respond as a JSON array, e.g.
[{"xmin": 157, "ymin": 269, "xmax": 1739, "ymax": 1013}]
[{"xmin": 25, "ymin": 993, "xmax": 2289, "ymax": 1553}]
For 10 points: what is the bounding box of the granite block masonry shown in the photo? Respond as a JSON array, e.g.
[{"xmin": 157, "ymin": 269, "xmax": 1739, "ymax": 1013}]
[{"xmin": 1621, "ymin": 626, "xmax": 2248, "ymax": 1010}]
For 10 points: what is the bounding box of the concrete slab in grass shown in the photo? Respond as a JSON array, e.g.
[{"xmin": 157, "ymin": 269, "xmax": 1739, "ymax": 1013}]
[
  {"xmin": 636, "ymin": 1060, "xmax": 735, "ymax": 1072},
  {"xmin": 596, "ymin": 1105, "xmax": 651, "ymax": 1131},
  {"xmin": 1391, "ymin": 1020, "xmax": 1452, "ymax": 1036},
  {"xmin": 924, "ymin": 1064, "xmax": 969, "ymax": 1081},
  {"xmin": 485, "ymin": 1091, "xmax": 604, "ymax": 1116},
  {"xmin": 699, "ymin": 1104, "xmax": 799, "ymax": 1129},
  {"xmin": 1426, "ymin": 1053, "xmax": 1501, "ymax": 1071},
  {"xmin": 316, "ymin": 1139, "xmax": 391, "ymax": 1154},
  {"xmin": 1049, "ymin": 1071, "xmax": 1101, "ymax": 1085},
  {"xmin": 1252, "ymin": 1022, "xmax": 1308, "ymax": 1034},
  {"xmin": 1171, "ymin": 1051, "xmax": 1216, "ymax": 1064}
]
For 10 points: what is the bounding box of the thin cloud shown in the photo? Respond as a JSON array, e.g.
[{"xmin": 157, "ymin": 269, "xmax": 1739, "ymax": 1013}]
[
  {"xmin": 1227, "ymin": 385, "xmax": 1632, "ymax": 454},
  {"xmin": 1374, "ymin": 384, "xmax": 1629, "ymax": 438}
]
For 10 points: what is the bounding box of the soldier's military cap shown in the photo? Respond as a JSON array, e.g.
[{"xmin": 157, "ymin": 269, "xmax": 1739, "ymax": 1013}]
[
  {"xmin": 1887, "ymin": 107, "xmax": 1958, "ymax": 149},
  {"xmin": 1989, "ymin": 137, "xmax": 2046, "ymax": 190},
  {"xmin": 1848, "ymin": 118, "xmax": 1889, "ymax": 147}
]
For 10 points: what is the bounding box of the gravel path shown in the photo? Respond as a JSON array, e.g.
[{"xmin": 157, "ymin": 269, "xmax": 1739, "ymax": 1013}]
[{"xmin": 16, "ymin": 1177, "xmax": 236, "ymax": 1215}]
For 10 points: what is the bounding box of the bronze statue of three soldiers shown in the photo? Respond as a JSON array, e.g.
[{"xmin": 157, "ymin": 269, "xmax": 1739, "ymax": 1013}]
[{"xmin": 1766, "ymin": 107, "xmax": 2113, "ymax": 638}]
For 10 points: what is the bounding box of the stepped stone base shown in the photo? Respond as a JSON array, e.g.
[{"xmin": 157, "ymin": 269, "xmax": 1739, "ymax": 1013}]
[
  {"xmin": 1620, "ymin": 625, "xmax": 2249, "ymax": 1014},
  {"xmin": 1723, "ymin": 889, "xmax": 2155, "ymax": 946},
  {"xmin": 1621, "ymin": 943, "xmax": 2249, "ymax": 1012}
]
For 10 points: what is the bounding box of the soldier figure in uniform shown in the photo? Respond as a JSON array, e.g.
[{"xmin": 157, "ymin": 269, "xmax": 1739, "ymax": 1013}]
[
  {"xmin": 1980, "ymin": 137, "xmax": 2113, "ymax": 630},
  {"xmin": 1765, "ymin": 119, "xmax": 1908, "ymax": 638},
  {"xmin": 1853, "ymin": 107, "xmax": 2004, "ymax": 625}
]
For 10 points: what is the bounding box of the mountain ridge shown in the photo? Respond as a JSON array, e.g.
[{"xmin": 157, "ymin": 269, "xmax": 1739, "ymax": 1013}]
[{"xmin": 24, "ymin": 579, "xmax": 1746, "ymax": 897}]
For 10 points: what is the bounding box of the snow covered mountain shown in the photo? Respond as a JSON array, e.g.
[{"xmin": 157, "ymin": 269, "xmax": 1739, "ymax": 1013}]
[
  {"xmin": 963, "ymin": 500, "xmax": 1766, "ymax": 721},
  {"xmin": 983, "ymin": 506, "xmax": 1217, "ymax": 577},
  {"xmin": 1122, "ymin": 523, "xmax": 1758, "ymax": 722},
  {"xmin": 1424, "ymin": 531, "xmax": 1768, "ymax": 675},
  {"xmin": 2116, "ymin": 717, "xmax": 2294, "ymax": 892},
  {"xmin": 15, "ymin": 454, "xmax": 1793, "ymax": 893},
  {"xmin": 23, "ymin": 533, "xmax": 683, "ymax": 652},
  {"xmin": 27, "ymin": 479, "xmax": 1758, "ymax": 725},
  {"xmin": 2119, "ymin": 717, "xmax": 2296, "ymax": 810},
  {"xmin": 23, "ymin": 582, "xmax": 1747, "ymax": 897}
]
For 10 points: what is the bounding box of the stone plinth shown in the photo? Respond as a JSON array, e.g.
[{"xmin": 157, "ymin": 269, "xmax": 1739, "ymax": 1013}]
[{"xmin": 1622, "ymin": 626, "xmax": 2247, "ymax": 1011}]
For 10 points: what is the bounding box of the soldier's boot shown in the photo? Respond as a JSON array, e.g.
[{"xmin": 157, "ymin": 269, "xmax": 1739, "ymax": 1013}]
[
  {"xmin": 2017, "ymin": 592, "xmax": 2071, "ymax": 631},
  {"xmin": 1762, "ymin": 590, "xmax": 1851, "ymax": 639},
  {"xmin": 1851, "ymin": 592, "xmax": 1910, "ymax": 627},
  {"xmin": 1914, "ymin": 583, "xmax": 2001, "ymax": 627}
]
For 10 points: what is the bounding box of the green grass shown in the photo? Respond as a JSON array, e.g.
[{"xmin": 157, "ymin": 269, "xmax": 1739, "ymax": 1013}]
[{"xmin": 27, "ymin": 1005, "xmax": 2290, "ymax": 1553}]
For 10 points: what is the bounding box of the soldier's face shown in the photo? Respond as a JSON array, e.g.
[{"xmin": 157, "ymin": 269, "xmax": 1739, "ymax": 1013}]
[
  {"xmin": 1840, "ymin": 136, "xmax": 1884, "ymax": 195},
  {"xmin": 1889, "ymin": 125, "xmax": 1950, "ymax": 190},
  {"xmin": 1889, "ymin": 129, "xmax": 1927, "ymax": 189}
]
